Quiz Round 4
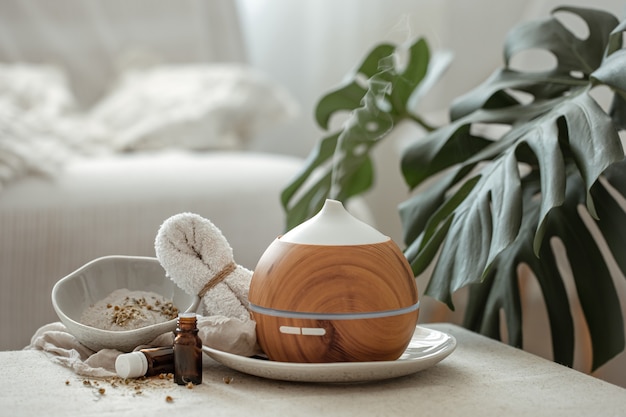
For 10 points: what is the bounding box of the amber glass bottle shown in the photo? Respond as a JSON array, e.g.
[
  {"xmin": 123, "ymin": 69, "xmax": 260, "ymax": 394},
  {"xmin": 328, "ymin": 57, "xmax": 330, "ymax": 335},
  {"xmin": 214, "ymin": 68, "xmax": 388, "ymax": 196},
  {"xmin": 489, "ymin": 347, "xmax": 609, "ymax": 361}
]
[{"xmin": 173, "ymin": 312, "xmax": 203, "ymax": 385}]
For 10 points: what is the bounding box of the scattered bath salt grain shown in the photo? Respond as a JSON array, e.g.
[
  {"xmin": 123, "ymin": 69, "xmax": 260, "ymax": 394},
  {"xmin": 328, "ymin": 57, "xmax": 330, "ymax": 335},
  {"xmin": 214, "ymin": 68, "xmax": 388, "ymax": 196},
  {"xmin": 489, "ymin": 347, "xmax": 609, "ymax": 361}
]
[
  {"xmin": 80, "ymin": 289, "xmax": 179, "ymax": 331},
  {"xmin": 75, "ymin": 374, "xmax": 176, "ymax": 397}
]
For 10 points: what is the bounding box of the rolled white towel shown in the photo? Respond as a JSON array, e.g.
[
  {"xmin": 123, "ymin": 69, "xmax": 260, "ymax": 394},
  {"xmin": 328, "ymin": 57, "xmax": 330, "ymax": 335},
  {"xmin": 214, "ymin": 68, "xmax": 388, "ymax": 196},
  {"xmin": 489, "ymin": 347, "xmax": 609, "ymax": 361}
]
[{"xmin": 154, "ymin": 212, "xmax": 252, "ymax": 322}]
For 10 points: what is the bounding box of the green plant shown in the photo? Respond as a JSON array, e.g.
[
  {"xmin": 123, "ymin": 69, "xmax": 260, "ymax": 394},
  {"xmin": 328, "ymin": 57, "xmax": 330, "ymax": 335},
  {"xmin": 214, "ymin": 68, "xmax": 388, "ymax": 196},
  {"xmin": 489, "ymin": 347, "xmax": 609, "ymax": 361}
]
[{"xmin": 281, "ymin": 6, "xmax": 626, "ymax": 370}]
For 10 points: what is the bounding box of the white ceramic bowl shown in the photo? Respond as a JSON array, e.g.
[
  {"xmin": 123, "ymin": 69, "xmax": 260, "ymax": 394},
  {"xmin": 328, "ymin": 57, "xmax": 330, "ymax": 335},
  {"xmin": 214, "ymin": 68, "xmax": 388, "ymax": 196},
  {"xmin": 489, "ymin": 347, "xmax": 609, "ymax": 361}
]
[{"xmin": 52, "ymin": 255, "xmax": 199, "ymax": 352}]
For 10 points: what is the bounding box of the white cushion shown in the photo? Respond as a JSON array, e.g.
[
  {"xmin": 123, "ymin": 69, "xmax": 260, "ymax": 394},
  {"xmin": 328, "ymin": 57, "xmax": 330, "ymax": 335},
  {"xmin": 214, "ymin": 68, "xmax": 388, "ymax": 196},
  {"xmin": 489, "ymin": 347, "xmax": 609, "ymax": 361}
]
[{"xmin": 88, "ymin": 64, "xmax": 299, "ymax": 152}]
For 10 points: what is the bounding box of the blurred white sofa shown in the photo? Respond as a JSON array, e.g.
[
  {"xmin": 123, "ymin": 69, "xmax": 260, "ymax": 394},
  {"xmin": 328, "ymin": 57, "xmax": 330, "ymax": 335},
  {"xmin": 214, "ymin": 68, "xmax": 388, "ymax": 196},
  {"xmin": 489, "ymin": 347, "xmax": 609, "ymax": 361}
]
[{"xmin": 0, "ymin": 0, "xmax": 375, "ymax": 350}]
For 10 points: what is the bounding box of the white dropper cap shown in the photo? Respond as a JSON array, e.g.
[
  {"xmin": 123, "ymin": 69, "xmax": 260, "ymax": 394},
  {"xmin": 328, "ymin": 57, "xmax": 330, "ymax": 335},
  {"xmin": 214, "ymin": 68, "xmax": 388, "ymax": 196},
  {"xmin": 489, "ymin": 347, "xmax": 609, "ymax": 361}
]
[
  {"xmin": 281, "ymin": 199, "xmax": 389, "ymax": 245},
  {"xmin": 115, "ymin": 351, "xmax": 148, "ymax": 379}
]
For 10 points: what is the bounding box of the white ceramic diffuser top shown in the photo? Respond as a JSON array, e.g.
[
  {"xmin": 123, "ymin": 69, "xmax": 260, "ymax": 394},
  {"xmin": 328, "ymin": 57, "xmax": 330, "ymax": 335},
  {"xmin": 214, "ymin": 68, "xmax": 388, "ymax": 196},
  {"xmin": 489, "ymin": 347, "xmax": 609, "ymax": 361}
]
[{"xmin": 280, "ymin": 199, "xmax": 389, "ymax": 245}]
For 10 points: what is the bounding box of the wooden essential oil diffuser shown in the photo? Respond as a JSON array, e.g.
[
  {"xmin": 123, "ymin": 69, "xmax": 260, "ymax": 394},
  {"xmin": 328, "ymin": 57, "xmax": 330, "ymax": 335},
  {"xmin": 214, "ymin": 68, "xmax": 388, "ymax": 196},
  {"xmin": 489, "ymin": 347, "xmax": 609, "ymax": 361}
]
[{"xmin": 249, "ymin": 199, "xmax": 419, "ymax": 363}]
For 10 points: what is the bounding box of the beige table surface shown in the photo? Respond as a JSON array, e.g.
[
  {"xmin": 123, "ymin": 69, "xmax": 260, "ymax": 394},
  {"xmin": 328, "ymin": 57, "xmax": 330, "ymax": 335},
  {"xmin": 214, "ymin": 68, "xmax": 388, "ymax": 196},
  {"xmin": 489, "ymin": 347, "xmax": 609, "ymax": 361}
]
[{"xmin": 1, "ymin": 323, "xmax": 625, "ymax": 417}]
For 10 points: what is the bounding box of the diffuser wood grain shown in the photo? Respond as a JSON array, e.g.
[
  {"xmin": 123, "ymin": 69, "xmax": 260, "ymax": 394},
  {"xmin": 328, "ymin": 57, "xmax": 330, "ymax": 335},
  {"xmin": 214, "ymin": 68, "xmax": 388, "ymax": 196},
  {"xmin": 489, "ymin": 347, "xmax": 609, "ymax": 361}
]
[{"xmin": 249, "ymin": 239, "xmax": 419, "ymax": 363}]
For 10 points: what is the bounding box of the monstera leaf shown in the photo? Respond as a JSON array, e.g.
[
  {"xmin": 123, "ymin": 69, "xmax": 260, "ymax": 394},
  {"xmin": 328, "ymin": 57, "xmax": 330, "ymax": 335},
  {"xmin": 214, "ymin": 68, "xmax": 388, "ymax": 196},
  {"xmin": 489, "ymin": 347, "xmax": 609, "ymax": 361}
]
[
  {"xmin": 281, "ymin": 6, "xmax": 626, "ymax": 370},
  {"xmin": 400, "ymin": 6, "xmax": 626, "ymax": 369},
  {"xmin": 280, "ymin": 38, "xmax": 450, "ymax": 230}
]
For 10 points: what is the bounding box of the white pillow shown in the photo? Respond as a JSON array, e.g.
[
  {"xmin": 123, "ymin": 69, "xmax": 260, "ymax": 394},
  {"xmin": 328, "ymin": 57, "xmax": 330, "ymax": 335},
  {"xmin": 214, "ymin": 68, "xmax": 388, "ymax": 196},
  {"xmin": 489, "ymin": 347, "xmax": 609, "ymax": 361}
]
[
  {"xmin": 88, "ymin": 64, "xmax": 299, "ymax": 151},
  {"xmin": 0, "ymin": 64, "xmax": 91, "ymax": 189}
]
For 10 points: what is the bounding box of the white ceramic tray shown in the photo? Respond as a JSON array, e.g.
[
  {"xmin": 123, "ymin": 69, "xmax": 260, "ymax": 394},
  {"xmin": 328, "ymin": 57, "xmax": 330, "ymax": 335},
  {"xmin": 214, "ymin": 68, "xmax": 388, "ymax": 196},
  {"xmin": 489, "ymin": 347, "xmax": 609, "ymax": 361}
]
[{"xmin": 202, "ymin": 325, "xmax": 456, "ymax": 383}]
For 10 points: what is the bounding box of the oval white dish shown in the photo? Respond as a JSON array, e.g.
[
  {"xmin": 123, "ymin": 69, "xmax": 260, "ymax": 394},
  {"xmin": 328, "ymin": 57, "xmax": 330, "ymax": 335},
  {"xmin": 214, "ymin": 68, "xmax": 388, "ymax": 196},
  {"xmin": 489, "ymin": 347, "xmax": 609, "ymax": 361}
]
[{"xmin": 202, "ymin": 325, "xmax": 456, "ymax": 383}]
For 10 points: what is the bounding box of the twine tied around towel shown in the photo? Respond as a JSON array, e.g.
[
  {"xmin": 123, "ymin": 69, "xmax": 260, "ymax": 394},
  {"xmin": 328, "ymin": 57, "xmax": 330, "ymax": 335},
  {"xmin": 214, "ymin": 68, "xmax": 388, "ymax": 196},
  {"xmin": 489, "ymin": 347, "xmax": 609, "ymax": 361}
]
[{"xmin": 198, "ymin": 261, "xmax": 237, "ymax": 297}]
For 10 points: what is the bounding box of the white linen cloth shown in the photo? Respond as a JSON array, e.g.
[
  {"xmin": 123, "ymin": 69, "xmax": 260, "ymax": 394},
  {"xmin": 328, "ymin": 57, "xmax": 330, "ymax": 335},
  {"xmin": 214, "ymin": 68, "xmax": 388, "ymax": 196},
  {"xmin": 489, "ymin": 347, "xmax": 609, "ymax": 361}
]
[{"xmin": 27, "ymin": 315, "xmax": 258, "ymax": 378}]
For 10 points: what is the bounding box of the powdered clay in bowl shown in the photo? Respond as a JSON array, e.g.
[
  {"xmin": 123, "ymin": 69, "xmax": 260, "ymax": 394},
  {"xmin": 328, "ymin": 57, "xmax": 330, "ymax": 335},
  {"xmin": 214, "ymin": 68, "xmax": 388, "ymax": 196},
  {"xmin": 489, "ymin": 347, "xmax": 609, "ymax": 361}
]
[
  {"xmin": 249, "ymin": 199, "xmax": 419, "ymax": 363},
  {"xmin": 52, "ymin": 255, "xmax": 199, "ymax": 352}
]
